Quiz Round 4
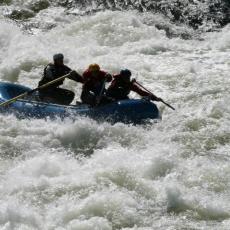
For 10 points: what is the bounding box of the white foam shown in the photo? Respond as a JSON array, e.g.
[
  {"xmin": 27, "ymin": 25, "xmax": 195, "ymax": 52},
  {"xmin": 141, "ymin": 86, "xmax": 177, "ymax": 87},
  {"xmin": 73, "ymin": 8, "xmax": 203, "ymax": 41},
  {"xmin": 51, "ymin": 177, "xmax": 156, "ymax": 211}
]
[{"xmin": 0, "ymin": 9, "xmax": 230, "ymax": 229}]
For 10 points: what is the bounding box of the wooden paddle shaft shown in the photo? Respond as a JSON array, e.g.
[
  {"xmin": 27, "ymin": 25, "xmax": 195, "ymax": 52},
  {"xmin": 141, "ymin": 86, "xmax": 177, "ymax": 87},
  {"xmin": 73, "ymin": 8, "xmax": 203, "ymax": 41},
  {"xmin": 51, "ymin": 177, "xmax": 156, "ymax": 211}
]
[{"xmin": 0, "ymin": 73, "xmax": 71, "ymax": 107}]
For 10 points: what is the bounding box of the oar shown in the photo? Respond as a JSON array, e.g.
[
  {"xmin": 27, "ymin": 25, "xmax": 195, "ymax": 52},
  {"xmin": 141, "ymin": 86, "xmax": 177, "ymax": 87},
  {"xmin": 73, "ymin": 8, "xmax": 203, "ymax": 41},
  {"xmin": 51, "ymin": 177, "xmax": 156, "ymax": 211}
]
[
  {"xmin": 134, "ymin": 80, "xmax": 175, "ymax": 111},
  {"xmin": 0, "ymin": 73, "xmax": 71, "ymax": 107},
  {"xmin": 96, "ymin": 79, "xmax": 107, "ymax": 106}
]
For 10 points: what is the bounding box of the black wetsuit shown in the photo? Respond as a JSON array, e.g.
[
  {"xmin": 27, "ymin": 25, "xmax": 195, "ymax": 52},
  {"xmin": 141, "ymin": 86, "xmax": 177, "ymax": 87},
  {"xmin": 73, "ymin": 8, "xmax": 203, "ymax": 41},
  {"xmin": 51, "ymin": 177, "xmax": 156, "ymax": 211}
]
[{"xmin": 38, "ymin": 64, "xmax": 82, "ymax": 105}]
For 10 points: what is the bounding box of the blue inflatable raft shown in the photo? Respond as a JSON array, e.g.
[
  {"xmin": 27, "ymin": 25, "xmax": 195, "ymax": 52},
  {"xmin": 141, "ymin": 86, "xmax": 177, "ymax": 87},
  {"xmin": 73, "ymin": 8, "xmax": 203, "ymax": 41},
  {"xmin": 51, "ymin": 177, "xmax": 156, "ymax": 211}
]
[{"xmin": 0, "ymin": 82, "xmax": 161, "ymax": 124}]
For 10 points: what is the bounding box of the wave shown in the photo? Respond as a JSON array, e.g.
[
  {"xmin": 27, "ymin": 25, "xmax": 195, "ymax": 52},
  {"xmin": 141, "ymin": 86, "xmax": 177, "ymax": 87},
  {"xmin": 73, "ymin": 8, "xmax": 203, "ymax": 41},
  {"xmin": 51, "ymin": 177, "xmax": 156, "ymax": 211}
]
[{"xmin": 1, "ymin": 0, "xmax": 229, "ymax": 32}]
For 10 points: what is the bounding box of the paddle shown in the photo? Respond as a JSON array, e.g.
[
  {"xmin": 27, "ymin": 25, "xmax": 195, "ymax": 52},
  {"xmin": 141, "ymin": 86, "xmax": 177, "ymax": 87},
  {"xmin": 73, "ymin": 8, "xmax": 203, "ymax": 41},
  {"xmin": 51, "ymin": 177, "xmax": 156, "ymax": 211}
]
[
  {"xmin": 133, "ymin": 80, "xmax": 175, "ymax": 111},
  {"xmin": 95, "ymin": 79, "xmax": 107, "ymax": 106},
  {"xmin": 0, "ymin": 73, "xmax": 71, "ymax": 107}
]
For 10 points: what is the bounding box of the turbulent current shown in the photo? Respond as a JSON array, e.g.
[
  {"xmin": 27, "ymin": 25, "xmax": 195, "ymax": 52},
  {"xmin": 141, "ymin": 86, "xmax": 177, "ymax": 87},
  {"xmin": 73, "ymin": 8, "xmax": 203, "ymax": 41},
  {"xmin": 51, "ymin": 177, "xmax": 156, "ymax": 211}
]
[{"xmin": 0, "ymin": 0, "xmax": 230, "ymax": 229}]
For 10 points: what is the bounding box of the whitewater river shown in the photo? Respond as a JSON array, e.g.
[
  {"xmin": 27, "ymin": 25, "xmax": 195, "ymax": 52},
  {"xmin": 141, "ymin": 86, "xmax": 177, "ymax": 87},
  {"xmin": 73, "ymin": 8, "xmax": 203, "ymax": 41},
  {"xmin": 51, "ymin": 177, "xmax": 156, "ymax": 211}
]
[{"xmin": 0, "ymin": 4, "xmax": 230, "ymax": 229}]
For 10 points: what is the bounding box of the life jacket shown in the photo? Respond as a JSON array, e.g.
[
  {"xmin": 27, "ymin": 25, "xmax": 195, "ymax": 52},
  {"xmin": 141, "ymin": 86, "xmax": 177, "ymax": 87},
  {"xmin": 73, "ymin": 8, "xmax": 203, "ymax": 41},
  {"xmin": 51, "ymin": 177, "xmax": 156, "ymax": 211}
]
[
  {"xmin": 107, "ymin": 76, "xmax": 131, "ymax": 99},
  {"xmin": 38, "ymin": 63, "xmax": 71, "ymax": 88},
  {"xmin": 82, "ymin": 70, "xmax": 108, "ymax": 96}
]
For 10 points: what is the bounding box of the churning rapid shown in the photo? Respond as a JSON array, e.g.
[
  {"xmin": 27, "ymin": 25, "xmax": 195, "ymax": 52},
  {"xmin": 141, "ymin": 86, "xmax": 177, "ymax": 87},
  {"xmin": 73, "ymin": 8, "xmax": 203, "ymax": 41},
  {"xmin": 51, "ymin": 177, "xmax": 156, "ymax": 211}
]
[{"xmin": 0, "ymin": 0, "xmax": 230, "ymax": 229}]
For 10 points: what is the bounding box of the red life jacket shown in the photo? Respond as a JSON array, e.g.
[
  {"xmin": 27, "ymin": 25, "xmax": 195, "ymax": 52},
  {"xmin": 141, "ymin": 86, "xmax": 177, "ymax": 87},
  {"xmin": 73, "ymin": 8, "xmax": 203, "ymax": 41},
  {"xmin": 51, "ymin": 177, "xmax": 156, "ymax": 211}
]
[{"xmin": 82, "ymin": 69, "xmax": 111, "ymax": 95}]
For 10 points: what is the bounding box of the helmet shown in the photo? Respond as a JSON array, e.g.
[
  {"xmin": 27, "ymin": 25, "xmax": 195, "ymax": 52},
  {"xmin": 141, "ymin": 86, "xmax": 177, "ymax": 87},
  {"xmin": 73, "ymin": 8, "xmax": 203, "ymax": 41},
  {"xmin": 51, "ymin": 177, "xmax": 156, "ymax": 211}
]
[
  {"xmin": 53, "ymin": 53, "xmax": 64, "ymax": 61},
  {"xmin": 89, "ymin": 63, "xmax": 100, "ymax": 72},
  {"xmin": 120, "ymin": 69, "xmax": 131, "ymax": 78}
]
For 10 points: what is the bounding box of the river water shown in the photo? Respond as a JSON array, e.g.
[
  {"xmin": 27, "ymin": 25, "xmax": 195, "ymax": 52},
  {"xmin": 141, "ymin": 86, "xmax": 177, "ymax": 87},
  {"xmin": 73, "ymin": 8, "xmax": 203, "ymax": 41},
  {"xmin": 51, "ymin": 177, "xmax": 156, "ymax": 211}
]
[{"xmin": 0, "ymin": 1, "xmax": 230, "ymax": 229}]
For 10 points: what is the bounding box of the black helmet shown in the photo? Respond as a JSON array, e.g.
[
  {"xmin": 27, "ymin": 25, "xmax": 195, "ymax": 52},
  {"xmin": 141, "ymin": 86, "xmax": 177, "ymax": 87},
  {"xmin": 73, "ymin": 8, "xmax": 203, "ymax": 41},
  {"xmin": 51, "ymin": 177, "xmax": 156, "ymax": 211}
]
[
  {"xmin": 120, "ymin": 69, "xmax": 131, "ymax": 78},
  {"xmin": 53, "ymin": 53, "xmax": 64, "ymax": 61}
]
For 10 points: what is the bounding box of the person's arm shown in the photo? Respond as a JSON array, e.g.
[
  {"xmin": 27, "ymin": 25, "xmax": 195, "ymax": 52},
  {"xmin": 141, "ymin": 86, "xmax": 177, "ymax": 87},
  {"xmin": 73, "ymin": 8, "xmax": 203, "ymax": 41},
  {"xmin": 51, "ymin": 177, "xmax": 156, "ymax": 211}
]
[
  {"xmin": 63, "ymin": 65, "xmax": 83, "ymax": 83},
  {"xmin": 150, "ymin": 94, "xmax": 163, "ymax": 102},
  {"xmin": 68, "ymin": 70, "xmax": 84, "ymax": 83},
  {"xmin": 131, "ymin": 83, "xmax": 150, "ymax": 97},
  {"xmin": 131, "ymin": 83, "xmax": 162, "ymax": 101}
]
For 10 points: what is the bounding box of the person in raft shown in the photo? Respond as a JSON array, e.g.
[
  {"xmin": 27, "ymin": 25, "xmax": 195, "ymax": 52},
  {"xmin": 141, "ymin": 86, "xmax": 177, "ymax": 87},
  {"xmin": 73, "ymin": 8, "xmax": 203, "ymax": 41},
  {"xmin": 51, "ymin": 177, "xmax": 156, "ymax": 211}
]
[
  {"xmin": 106, "ymin": 69, "xmax": 163, "ymax": 102},
  {"xmin": 38, "ymin": 53, "xmax": 83, "ymax": 105},
  {"xmin": 81, "ymin": 64, "xmax": 112, "ymax": 106}
]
